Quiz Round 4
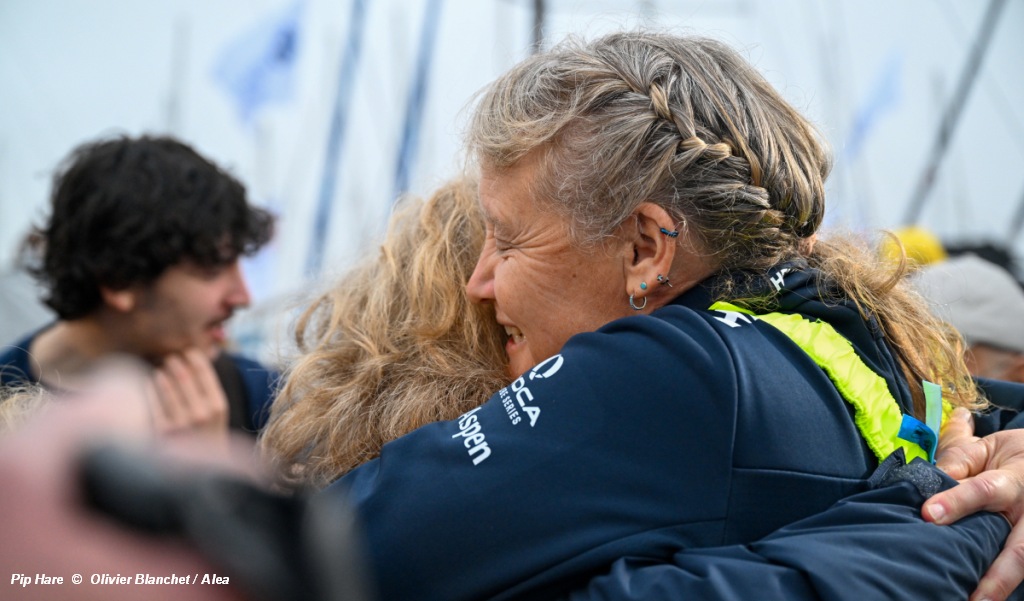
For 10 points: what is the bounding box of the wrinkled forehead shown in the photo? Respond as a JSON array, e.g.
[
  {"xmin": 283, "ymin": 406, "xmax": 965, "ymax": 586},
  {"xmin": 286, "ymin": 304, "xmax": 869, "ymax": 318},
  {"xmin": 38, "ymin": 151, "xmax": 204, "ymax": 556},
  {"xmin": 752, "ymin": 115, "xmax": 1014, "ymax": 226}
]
[{"xmin": 477, "ymin": 153, "xmax": 547, "ymax": 222}]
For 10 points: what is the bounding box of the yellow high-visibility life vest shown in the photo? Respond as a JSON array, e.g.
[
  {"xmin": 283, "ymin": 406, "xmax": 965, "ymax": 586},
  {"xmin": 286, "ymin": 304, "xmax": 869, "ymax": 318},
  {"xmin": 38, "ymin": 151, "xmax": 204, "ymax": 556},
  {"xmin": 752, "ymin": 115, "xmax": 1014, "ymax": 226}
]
[{"xmin": 710, "ymin": 301, "xmax": 939, "ymax": 463}]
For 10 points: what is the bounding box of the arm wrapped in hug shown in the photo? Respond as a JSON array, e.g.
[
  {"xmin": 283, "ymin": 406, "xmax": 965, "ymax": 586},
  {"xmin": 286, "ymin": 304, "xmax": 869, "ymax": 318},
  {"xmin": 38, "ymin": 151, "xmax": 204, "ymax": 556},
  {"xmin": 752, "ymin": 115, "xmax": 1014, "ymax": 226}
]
[{"xmin": 79, "ymin": 445, "xmax": 1018, "ymax": 601}]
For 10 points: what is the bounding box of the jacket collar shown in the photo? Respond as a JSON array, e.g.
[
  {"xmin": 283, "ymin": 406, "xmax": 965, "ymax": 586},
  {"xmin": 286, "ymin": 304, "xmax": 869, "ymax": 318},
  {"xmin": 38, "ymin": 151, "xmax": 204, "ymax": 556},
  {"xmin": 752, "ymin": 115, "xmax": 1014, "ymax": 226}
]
[{"xmin": 668, "ymin": 261, "xmax": 916, "ymax": 415}]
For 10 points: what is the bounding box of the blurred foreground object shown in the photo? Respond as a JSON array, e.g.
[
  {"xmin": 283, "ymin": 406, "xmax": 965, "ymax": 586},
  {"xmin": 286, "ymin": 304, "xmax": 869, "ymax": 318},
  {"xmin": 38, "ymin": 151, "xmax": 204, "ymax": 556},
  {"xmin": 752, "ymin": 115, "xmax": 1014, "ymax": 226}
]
[{"xmin": 0, "ymin": 364, "xmax": 375, "ymax": 601}]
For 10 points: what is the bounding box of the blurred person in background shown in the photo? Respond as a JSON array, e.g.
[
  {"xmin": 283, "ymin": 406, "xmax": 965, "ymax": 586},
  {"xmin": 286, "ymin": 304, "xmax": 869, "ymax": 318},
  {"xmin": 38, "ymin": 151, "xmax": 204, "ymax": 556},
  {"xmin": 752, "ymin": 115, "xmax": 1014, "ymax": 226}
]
[
  {"xmin": 915, "ymin": 253, "xmax": 1024, "ymax": 383},
  {"xmin": 0, "ymin": 134, "xmax": 277, "ymax": 437}
]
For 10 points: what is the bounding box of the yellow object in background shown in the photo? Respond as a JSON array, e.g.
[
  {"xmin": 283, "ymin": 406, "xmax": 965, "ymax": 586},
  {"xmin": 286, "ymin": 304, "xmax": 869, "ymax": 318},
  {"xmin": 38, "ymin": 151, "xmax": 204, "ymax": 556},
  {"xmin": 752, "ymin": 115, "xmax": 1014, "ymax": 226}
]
[{"xmin": 880, "ymin": 226, "xmax": 948, "ymax": 267}]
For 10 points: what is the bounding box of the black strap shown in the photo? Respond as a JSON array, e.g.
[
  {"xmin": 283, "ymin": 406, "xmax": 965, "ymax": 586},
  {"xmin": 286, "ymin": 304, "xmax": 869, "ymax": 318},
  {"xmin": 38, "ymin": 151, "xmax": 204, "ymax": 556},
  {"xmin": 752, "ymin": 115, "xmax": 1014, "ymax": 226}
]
[
  {"xmin": 213, "ymin": 354, "xmax": 254, "ymax": 433},
  {"xmin": 80, "ymin": 444, "xmax": 377, "ymax": 601}
]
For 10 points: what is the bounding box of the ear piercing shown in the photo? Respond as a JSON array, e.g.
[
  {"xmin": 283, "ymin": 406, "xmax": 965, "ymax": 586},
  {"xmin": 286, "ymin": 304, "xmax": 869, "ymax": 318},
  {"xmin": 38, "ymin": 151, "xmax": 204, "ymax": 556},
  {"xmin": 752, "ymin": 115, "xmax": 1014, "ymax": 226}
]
[
  {"xmin": 659, "ymin": 227, "xmax": 679, "ymax": 238},
  {"xmin": 657, "ymin": 274, "xmax": 672, "ymax": 287}
]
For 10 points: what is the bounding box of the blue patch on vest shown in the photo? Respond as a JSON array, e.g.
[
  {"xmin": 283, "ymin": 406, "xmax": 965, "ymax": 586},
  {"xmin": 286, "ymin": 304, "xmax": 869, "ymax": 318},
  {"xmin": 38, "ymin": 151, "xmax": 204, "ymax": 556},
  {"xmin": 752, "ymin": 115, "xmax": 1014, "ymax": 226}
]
[{"xmin": 898, "ymin": 414, "xmax": 937, "ymax": 463}]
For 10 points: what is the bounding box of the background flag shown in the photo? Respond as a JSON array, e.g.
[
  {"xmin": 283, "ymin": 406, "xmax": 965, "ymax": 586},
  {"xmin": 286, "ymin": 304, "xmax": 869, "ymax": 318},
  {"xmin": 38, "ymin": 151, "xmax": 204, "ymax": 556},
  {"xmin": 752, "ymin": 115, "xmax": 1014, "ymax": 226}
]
[
  {"xmin": 213, "ymin": 0, "xmax": 303, "ymax": 124},
  {"xmin": 843, "ymin": 50, "xmax": 902, "ymax": 162}
]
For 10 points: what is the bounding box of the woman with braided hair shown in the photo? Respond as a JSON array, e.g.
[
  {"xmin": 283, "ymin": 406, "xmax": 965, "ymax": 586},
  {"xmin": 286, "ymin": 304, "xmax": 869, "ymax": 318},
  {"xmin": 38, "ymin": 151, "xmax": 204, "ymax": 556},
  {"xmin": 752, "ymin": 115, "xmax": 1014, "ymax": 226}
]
[{"xmin": 325, "ymin": 31, "xmax": 1024, "ymax": 600}]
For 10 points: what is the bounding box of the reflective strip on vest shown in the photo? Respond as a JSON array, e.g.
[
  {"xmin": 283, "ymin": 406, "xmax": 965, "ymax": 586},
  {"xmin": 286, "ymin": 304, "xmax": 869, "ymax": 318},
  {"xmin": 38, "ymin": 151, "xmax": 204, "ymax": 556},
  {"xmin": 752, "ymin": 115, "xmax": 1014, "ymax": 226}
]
[{"xmin": 710, "ymin": 301, "xmax": 929, "ymax": 463}]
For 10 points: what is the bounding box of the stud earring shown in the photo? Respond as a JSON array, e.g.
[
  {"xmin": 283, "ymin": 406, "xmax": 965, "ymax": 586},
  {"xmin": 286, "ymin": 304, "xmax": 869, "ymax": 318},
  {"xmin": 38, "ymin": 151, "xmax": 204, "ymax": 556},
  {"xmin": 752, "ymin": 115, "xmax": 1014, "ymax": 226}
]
[
  {"xmin": 640, "ymin": 281, "xmax": 648, "ymax": 290},
  {"xmin": 656, "ymin": 274, "xmax": 672, "ymax": 287}
]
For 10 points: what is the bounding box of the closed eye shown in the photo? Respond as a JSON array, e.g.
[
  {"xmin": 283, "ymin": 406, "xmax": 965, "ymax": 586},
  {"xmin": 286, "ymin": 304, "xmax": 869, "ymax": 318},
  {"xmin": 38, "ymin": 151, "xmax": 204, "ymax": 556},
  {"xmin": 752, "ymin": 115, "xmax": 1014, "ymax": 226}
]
[{"xmin": 489, "ymin": 225, "xmax": 515, "ymax": 254}]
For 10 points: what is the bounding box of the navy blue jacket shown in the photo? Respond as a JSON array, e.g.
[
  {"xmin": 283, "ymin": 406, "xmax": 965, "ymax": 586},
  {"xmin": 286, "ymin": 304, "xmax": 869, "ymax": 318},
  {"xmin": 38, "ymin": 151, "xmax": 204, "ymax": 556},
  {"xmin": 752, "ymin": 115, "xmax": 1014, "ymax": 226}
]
[
  {"xmin": 331, "ymin": 264, "xmax": 1018, "ymax": 600},
  {"xmin": 567, "ymin": 453, "xmax": 1015, "ymax": 601},
  {"xmin": 0, "ymin": 328, "xmax": 277, "ymax": 431}
]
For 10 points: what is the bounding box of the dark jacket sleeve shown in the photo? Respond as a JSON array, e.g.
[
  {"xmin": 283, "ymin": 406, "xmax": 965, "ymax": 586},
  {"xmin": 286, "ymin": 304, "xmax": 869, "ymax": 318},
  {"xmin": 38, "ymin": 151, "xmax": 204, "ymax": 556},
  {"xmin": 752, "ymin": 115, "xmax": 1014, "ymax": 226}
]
[
  {"xmin": 225, "ymin": 353, "xmax": 279, "ymax": 431},
  {"xmin": 567, "ymin": 454, "xmax": 1019, "ymax": 601},
  {"xmin": 975, "ymin": 377, "xmax": 1024, "ymax": 435}
]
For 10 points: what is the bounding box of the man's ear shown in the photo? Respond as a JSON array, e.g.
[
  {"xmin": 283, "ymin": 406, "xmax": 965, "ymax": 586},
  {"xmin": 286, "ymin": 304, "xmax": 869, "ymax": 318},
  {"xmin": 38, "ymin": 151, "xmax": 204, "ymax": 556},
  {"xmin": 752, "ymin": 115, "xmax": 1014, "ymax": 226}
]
[
  {"xmin": 622, "ymin": 202, "xmax": 679, "ymax": 298},
  {"xmin": 99, "ymin": 286, "xmax": 136, "ymax": 313}
]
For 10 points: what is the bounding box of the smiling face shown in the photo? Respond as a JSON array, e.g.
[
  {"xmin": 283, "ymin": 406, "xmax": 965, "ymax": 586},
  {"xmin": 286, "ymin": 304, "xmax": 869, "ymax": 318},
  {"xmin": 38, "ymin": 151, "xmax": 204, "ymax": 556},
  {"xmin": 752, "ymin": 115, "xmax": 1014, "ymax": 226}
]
[{"xmin": 466, "ymin": 157, "xmax": 634, "ymax": 379}]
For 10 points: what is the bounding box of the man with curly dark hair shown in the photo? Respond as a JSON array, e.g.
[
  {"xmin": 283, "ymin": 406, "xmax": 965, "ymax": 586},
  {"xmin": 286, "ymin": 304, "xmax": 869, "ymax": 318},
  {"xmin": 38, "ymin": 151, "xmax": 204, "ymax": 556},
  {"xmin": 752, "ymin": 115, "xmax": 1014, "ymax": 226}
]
[{"xmin": 0, "ymin": 134, "xmax": 277, "ymax": 436}]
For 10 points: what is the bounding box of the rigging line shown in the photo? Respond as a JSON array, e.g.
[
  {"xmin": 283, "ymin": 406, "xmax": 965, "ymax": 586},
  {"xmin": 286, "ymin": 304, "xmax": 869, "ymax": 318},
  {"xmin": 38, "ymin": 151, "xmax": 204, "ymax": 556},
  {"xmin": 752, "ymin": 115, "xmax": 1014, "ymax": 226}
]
[
  {"xmin": 818, "ymin": 0, "xmax": 879, "ymax": 231},
  {"xmin": 392, "ymin": 0, "xmax": 444, "ymax": 202},
  {"xmin": 532, "ymin": 0, "xmax": 546, "ymax": 54},
  {"xmin": 934, "ymin": 0, "xmax": 1024, "ymax": 156},
  {"xmin": 756, "ymin": 0, "xmax": 796, "ymax": 81},
  {"xmin": 305, "ymin": 0, "xmax": 369, "ymax": 276},
  {"xmin": 902, "ymin": 0, "xmax": 1008, "ymax": 226},
  {"xmin": 1005, "ymin": 179, "xmax": 1024, "ymax": 245}
]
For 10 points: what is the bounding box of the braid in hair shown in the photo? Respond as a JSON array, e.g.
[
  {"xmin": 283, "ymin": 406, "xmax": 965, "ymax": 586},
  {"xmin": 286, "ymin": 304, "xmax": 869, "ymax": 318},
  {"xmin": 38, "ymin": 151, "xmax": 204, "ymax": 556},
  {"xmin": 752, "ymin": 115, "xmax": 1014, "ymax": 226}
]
[
  {"xmin": 467, "ymin": 29, "xmax": 985, "ymax": 420},
  {"xmin": 640, "ymin": 62, "xmax": 799, "ymax": 272}
]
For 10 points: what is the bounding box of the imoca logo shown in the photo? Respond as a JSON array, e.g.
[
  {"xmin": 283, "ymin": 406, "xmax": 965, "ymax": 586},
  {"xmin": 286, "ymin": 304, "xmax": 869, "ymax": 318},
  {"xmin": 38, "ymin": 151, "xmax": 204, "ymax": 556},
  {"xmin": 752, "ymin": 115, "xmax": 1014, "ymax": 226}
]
[{"xmin": 529, "ymin": 354, "xmax": 564, "ymax": 380}]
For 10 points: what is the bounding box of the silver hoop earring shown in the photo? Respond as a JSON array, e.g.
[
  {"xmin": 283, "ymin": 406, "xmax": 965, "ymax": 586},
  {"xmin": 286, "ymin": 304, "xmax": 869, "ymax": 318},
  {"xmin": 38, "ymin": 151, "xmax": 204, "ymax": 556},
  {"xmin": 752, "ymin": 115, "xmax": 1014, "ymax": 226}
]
[{"xmin": 629, "ymin": 293, "xmax": 647, "ymax": 311}]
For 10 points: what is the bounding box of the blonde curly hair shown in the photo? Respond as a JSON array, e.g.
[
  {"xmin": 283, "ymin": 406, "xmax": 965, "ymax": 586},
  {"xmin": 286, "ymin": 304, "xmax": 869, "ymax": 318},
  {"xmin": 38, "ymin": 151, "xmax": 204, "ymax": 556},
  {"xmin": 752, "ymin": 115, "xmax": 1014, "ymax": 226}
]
[
  {"xmin": 259, "ymin": 177, "xmax": 510, "ymax": 488},
  {"xmin": 0, "ymin": 384, "xmax": 51, "ymax": 434}
]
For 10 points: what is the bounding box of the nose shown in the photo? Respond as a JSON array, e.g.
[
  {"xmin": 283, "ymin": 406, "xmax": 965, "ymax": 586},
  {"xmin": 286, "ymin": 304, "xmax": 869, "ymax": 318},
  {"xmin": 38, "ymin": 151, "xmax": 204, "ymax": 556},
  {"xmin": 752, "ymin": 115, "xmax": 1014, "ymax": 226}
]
[
  {"xmin": 225, "ymin": 260, "xmax": 252, "ymax": 309},
  {"xmin": 466, "ymin": 235, "xmax": 496, "ymax": 304}
]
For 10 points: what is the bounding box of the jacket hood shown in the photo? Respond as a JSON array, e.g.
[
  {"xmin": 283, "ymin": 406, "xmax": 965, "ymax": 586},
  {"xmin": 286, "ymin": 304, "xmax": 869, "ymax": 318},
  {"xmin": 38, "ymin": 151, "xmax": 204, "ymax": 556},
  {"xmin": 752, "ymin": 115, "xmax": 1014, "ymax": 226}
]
[{"xmin": 673, "ymin": 261, "xmax": 917, "ymax": 415}]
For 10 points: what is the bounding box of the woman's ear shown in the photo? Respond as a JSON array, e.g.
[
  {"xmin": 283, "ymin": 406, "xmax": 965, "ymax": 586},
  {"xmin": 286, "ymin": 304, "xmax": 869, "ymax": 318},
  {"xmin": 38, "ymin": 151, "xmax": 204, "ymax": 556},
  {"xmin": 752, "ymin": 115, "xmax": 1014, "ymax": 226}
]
[
  {"xmin": 99, "ymin": 286, "xmax": 136, "ymax": 313},
  {"xmin": 622, "ymin": 202, "xmax": 679, "ymax": 299}
]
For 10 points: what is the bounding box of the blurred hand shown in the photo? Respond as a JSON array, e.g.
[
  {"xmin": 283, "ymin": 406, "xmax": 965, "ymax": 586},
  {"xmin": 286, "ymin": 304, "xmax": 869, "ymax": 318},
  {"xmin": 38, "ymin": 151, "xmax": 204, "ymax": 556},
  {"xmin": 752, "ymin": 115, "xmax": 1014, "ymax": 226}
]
[
  {"xmin": 926, "ymin": 408, "xmax": 1024, "ymax": 601},
  {"xmin": 0, "ymin": 362, "xmax": 246, "ymax": 601},
  {"xmin": 152, "ymin": 348, "xmax": 229, "ymax": 438}
]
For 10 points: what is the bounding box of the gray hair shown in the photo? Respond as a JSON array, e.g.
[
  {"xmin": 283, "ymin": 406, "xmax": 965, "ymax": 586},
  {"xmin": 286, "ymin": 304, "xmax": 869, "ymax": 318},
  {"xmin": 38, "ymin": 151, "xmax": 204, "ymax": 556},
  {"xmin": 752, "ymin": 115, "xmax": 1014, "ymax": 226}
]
[{"xmin": 468, "ymin": 31, "xmax": 832, "ymax": 271}]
